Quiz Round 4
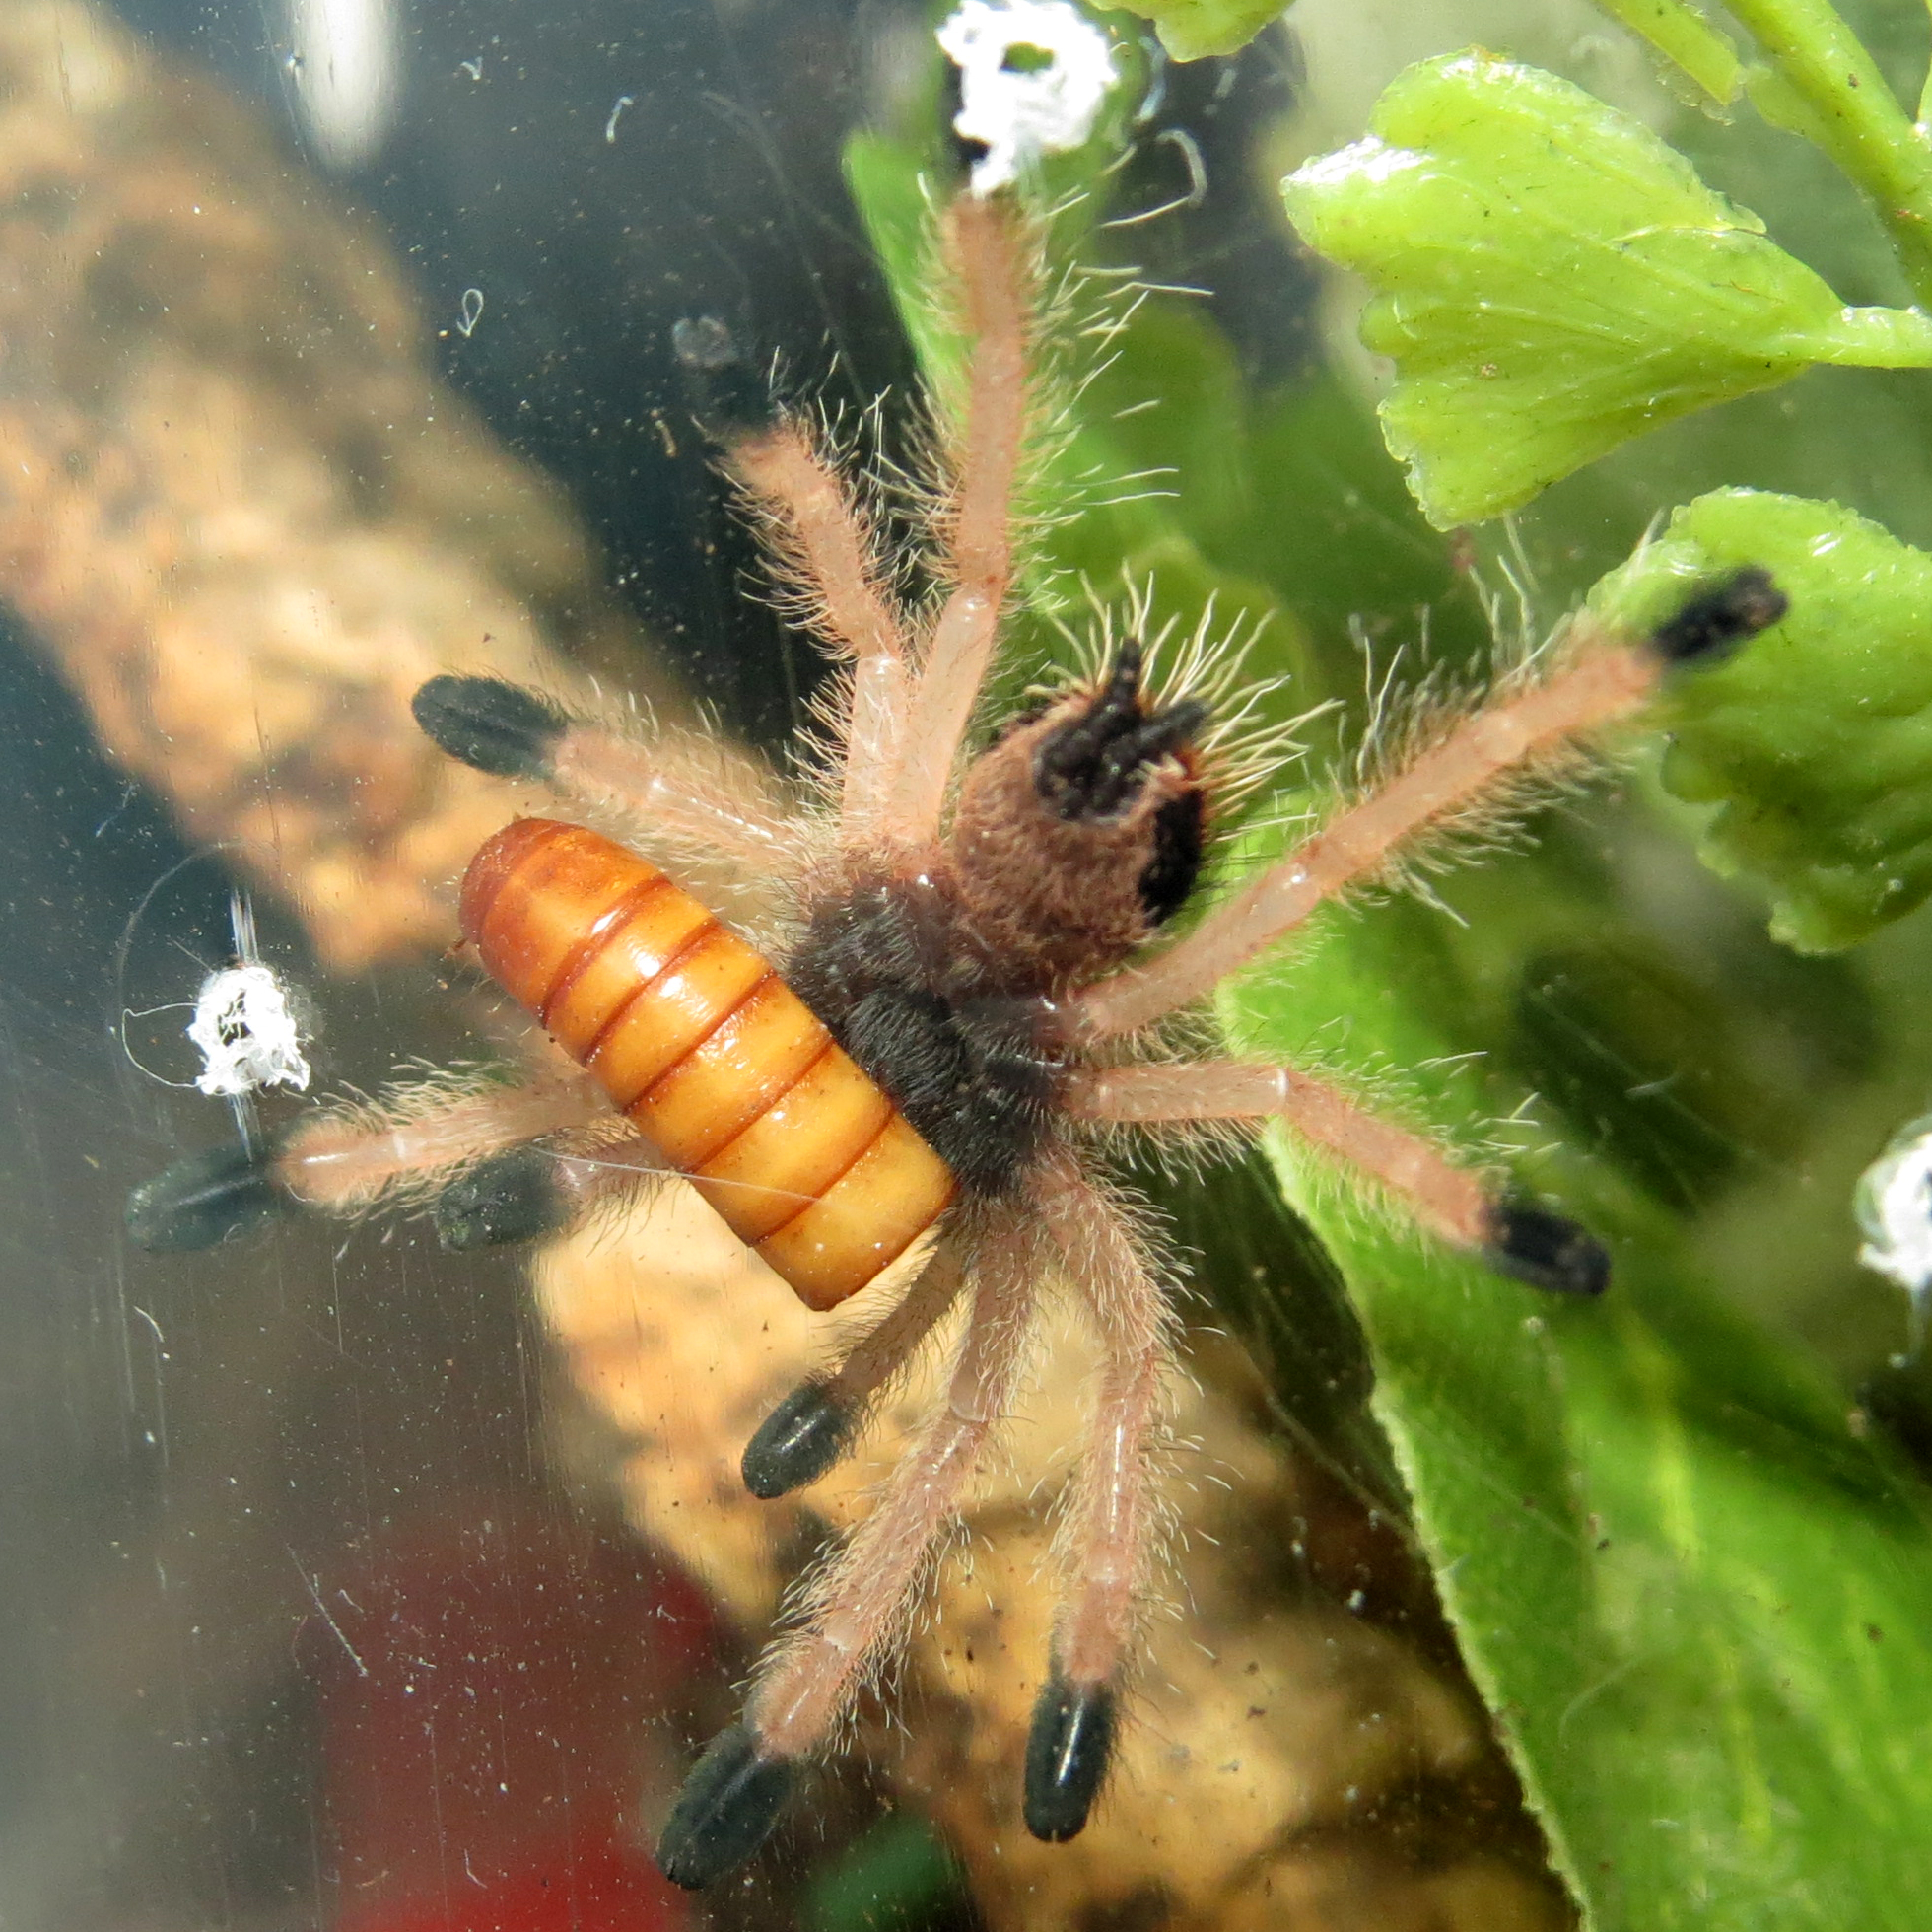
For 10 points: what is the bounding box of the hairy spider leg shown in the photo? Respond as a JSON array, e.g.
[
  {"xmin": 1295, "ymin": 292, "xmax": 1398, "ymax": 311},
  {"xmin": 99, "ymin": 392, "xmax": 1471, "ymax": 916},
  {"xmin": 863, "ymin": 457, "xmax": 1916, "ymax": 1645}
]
[
  {"xmin": 657, "ymin": 1214, "xmax": 1043, "ymax": 1890},
  {"xmin": 668, "ymin": 310, "xmax": 920, "ymax": 841},
  {"xmin": 410, "ymin": 675, "xmax": 801, "ymax": 884},
  {"xmin": 274, "ymin": 1060, "xmax": 614, "ymax": 1216},
  {"xmin": 1063, "ymin": 1062, "xmax": 1605, "ymax": 1294},
  {"xmin": 1027, "ymin": 1148, "xmax": 1177, "ymax": 1841},
  {"xmin": 716, "ymin": 411, "xmax": 917, "ymax": 837},
  {"xmin": 1064, "ymin": 570, "xmax": 1788, "ymax": 1045},
  {"xmin": 124, "ymin": 1051, "xmax": 634, "ymax": 1252},
  {"xmin": 548, "ymin": 719, "xmax": 799, "ymax": 872},
  {"xmin": 742, "ymin": 1239, "xmax": 969, "ymax": 1498},
  {"xmin": 885, "ymin": 189, "xmax": 1033, "ymax": 845}
]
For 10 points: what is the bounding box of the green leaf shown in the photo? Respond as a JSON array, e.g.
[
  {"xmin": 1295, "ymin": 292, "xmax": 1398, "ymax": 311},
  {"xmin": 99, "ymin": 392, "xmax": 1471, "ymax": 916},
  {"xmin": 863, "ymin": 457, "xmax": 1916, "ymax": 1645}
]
[
  {"xmin": 1226, "ymin": 909, "xmax": 1932, "ymax": 1931},
  {"xmin": 1106, "ymin": 0, "xmax": 1290, "ymax": 62},
  {"xmin": 1280, "ymin": 52, "xmax": 1932, "ymax": 528},
  {"xmin": 1591, "ymin": 488, "xmax": 1932, "ymax": 950}
]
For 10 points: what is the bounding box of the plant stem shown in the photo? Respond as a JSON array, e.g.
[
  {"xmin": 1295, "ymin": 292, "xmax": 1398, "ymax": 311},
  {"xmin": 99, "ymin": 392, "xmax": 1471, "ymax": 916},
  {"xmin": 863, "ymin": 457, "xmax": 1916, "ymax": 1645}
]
[
  {"xmin": 1810, "ymin": 303, "xmax": 1932, "ymax": 366},
  {"xmin": 1592, "ymin": 0, "xmax": 1743, "ymax": 104},
  {"xmin": 1723, "ymin": 0, "xmax": 1932, "ymax": 308}
]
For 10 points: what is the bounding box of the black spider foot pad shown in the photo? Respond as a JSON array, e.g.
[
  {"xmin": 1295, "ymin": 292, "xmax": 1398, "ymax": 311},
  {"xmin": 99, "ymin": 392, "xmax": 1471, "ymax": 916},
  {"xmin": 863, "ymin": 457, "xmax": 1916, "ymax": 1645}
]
[
  {"xmin": 411, "ymin": 675, "xmax": 569, "ymax": 780},
  {"xmin": 1484, "ymin": 1202, "xmax": 1611, "ymax": 1298},
  {"xmin": 432, "ymin": 1146, "xmax": 571, "ymax": 1252},
  {"xmin": 740, "ymin": 1380, "xmax": 856, "ymax": 1499},
  {"xmin": 1024, "ymin": 1670, "xmax": 1118, "ymax": 1843},
  {"xmin": 671, "ymin": 315, "xmax": 778, "ymax": 438},
  {"xmin": 126, "ymin": 1141, "xmax": 289, "ymax": 1253},
  {"xmin": 656, "ymin": 1723, "xmax": 797, "ymax": 1890},
  {"xmin": 1648, "ymin": 566, "xmax": 1786, "ymax": 667}
]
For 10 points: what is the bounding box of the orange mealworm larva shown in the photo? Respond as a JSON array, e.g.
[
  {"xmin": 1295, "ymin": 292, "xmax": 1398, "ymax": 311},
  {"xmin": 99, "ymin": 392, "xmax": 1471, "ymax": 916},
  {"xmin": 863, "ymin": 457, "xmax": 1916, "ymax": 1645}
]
[{"xmin": 458, "ymin": 818, "xmax": 957, "ymax": 1309}]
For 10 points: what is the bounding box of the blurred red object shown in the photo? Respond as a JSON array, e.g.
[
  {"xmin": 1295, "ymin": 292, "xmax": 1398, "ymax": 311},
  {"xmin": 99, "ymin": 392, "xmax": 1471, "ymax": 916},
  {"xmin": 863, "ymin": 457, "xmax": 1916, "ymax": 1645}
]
[
  {"xmin": 339, "ymin": 1840, "xmax": 687, "ymax": 1932},
  {"xmin": 308, "ymin": 1497, "xmax": 715, "ymax": 1932}
]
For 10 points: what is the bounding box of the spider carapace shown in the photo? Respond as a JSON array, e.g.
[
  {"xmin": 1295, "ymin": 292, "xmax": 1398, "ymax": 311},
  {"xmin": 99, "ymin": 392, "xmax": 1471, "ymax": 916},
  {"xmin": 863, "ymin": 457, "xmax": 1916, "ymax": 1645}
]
[{"xmin": 127, "ymin": 181, "xmax": 1787, "ymax": 1887}]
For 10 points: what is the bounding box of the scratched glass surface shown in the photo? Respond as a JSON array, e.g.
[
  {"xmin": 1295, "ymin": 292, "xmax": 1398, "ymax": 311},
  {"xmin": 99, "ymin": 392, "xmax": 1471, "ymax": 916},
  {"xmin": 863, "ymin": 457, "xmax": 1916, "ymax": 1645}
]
[{"xmin": 9, "ymin": 3, "xmax": 1932, "ymax": 1931}]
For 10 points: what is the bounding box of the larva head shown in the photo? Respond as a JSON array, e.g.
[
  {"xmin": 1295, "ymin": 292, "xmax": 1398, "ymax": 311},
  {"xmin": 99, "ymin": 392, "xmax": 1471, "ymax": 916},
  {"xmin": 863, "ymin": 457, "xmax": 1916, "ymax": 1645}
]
[{"xmin": 948, "ymin": 643, "xmax": 1209, "ymax": 988}]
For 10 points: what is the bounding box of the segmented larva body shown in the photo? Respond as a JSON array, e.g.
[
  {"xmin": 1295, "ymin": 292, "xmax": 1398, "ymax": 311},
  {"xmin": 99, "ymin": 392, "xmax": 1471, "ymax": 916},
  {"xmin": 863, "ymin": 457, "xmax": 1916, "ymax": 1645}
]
[{"xmin": 459, "ymin": 816, "xmax": 957, "ymax": 1309}]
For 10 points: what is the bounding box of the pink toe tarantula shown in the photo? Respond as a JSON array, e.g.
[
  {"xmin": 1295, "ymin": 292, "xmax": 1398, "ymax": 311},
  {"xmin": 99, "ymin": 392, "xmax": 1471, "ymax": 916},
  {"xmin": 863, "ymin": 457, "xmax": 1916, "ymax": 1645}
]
[{"xmin": 129, "ymin": 179, "xmax": 1784, "ymax": 1887}]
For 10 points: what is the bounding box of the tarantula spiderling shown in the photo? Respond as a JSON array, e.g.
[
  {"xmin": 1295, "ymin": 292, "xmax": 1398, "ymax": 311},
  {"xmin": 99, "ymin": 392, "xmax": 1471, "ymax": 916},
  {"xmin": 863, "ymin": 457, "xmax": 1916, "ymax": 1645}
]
[{"xmin": 127, "ymin": 177, "xmax": 1786, "ymax": 1887}]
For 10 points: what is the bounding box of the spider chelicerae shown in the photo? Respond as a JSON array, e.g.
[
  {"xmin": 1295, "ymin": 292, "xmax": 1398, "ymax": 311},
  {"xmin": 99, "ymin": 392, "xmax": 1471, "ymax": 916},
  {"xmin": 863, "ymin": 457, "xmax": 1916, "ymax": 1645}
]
[{"xmin": 128, "ymin": 177, "xmax": 1784, "ymax": 1887}]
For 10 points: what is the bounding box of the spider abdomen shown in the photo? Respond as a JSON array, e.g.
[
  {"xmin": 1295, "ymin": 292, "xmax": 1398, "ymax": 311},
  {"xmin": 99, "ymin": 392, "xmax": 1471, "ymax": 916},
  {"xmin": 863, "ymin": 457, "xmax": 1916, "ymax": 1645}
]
[{"xmin": 460, "ymin": 818, "xmax": 956, "ymax": 1308}]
